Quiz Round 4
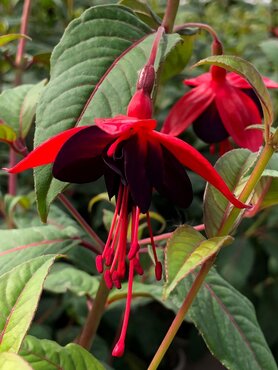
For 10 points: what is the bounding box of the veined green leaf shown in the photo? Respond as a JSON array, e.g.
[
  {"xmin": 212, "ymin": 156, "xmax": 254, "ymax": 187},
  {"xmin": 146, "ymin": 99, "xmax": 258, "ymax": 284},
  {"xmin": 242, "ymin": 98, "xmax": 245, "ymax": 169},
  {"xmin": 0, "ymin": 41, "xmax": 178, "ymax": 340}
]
[
  {"xmin": 34, "ymin": 5, "xmax": 181, "ymax": 221},
  {"xmin": 204, "ymin": 149, "xmax": 257, "ymax": 238},
  {"xmin": 0, "ymin": 255, "xmax": 56, "ymax": 353},
  {"xmin": 164, "ymin": 225, "xmax": 232, "ymax": 297},
  {"xmin": 0, "ymin": 352, "xmax": 33, "ymax": 370},
  {"xmin": 0, "ymin": 225, "xmax": 79, "ymax": 275},
  {"xmin": 171, "ymin": 268, "xmax": 277, "ymax": 370},
  {"xmin": 20, "ymin": 336, "xmax": 105, "ymax": 370},
  {"xmin": 0, "ymin": 80, "xmax": 46, "ymax": 139},
  {"xmin": 44, "ymin": 263, "xmax": 99, "ymax": 297}
]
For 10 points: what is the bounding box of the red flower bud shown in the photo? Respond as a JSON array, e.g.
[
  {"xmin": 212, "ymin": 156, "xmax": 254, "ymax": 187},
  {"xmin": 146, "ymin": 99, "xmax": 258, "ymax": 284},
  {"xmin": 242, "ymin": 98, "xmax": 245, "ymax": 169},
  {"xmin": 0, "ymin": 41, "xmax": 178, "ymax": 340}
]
[{"xmin": 127, "ymin": 89, "xmax": 153, "ymax": 119}]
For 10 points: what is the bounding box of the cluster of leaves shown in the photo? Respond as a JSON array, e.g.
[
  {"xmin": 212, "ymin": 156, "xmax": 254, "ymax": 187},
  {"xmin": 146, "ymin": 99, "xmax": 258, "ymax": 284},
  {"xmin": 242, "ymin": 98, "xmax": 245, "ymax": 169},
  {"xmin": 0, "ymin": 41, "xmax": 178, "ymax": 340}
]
[{"xmin": 0, "ymin": 1, "xmax": 278, "ymax": 369}]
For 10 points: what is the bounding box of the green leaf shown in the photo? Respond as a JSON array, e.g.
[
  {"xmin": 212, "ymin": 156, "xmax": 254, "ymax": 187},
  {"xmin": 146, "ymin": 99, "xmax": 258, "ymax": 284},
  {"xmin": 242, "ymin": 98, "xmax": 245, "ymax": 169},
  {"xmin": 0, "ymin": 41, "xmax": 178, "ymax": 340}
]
[
  {"xmin": 20, "ymin": 336, "xmax": 105, "ymax": 370},
  {"xmin": 34, "ymin": 5, "xmax": 181, "ymax": 221},
  {"xmin": 44, "ymin": 263, "xmax": 99, "ymax": 297},
  {"xmin": 0, "ymin": 80, "xmax": 46, "ymax": 139},
  {"xmin": 194, "ymin": 55, "xmax": 274, "ymax": 130},
  {"xmin": 164, "ymin": 225, "xmax": 232, "ymax": 297},
  {"xmin": 204, "ymin": 149, "xmax": 257, "ymax": 238},
  {"xmin": 119, "ymin": 0, "xmax": 161, "ymax": 28},
  {"xmin": 0, "ymin": 123, "xmax": 16, "ymax": 144},
  {"xmin": 217, "ymin": 238, "xmax": 255, "ymax": 288},
  {"xmin": 0, "ymin": 255, "xmax": 56, "ymax": 353},
  {"xmin": 20, "ymin": 80, "xmax": 47, "ymax": 138},
  {"xmin": 250, "ymin": 153, "xmax": 278, "ymax": 210},
  {"xmin": 260, "ymin": 178, "xmax": 278, "ymax": 209},
  {"xmin": 4, "ymin": 194, "xmax": 31, "ymax": 223},
  {"xmin": 108, "ymin": 281, "xmax": 163, "ymax": 304},
  {"xmin": 0, "ymin": 34, "xmax": 30, "ymax": 47},
  {"xmin": 160, "ymin": 34, "xmax": 194, "ymax": 82},
  {"xmin": 171, "ymin": 268, "xmax": 277, "ymax": 370},
  {"xmin": 0, "ymin": 225, "xmax": 79, "ymax": 275},
  {"xmin": 0, "ymin": 352, "xmax": 33, "ymax": 370}
]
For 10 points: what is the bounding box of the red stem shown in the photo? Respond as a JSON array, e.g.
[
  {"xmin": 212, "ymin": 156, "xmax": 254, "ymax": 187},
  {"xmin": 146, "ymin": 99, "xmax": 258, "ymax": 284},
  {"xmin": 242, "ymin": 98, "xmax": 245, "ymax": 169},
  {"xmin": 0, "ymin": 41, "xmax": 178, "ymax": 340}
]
[
  {"xmin": 58, "ymin": 194, "xmax": 104, "ymax": 252},
  {"xmin": 138, "ymin": 224, "xmax": 205, "ymax": 245},
  {"xmin": 9, "ymin": 0, "xmax": 32, "ymax": 195}
]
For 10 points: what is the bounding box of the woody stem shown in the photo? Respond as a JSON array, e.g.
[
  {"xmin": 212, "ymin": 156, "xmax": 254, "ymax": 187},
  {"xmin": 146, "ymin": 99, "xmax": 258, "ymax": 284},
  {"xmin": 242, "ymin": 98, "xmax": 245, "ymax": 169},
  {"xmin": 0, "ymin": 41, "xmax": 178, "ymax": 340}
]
[
  {"xmin": 162, "ymin": 0, "xmax": 180, "ymax": 33},
  {"xmin": 78, "ymin": 277, "xmax": 109, "ymax": 349}
]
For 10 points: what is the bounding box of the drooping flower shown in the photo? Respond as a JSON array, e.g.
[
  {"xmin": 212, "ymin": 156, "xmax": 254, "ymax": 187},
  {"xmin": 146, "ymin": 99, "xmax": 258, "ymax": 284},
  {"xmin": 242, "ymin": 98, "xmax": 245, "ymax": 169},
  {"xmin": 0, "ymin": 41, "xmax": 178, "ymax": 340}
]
[
  {"xmin": 162, "ymin": 66, "xmax": 278, "ymax": 153},
  {"xmin": 5, "ymin": 86, "xmax": 247, "ymax": 356}
]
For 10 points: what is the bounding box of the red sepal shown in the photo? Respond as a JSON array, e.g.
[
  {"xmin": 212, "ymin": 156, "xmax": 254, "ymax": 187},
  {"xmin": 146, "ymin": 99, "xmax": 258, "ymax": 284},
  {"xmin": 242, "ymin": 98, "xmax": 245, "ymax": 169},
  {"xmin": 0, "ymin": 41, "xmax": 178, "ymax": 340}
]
[{"xmin": 5, "ymin": 126, "xmax": 88, "ymax": 174}]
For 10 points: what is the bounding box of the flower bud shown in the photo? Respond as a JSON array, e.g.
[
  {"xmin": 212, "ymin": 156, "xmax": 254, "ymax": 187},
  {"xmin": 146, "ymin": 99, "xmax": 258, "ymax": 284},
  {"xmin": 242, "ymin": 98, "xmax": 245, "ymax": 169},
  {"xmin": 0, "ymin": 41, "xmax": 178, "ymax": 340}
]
[
  {"xmin": 127, "ymin": 89, "xmax": 153, "ymax": 119},
  {"xmin": 136, "ymin": 64, "xmax": 155, "ymax": 94}
]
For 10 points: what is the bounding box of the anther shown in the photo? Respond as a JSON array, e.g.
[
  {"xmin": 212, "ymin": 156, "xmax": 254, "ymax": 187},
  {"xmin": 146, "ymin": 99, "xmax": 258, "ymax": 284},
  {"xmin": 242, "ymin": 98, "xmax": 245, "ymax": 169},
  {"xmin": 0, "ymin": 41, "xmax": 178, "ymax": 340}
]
[
  {"xmin": 104, "ymin": 270, "xmax": 113, "ymax": 289},
  {"xmin": 95, "ymin": 255, "xmax": 103, "ymax": 273}
]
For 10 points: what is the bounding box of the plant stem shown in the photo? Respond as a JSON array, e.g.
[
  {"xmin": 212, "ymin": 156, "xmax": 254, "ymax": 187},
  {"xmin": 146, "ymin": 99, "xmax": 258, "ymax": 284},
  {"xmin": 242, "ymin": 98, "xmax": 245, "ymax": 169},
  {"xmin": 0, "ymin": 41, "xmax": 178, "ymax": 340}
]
[
  {"xmin": 8, "ymin": 149, "xmax": 17, "ymax": 195},
  {"xmin": 149, "ymin": 144, "xmax": 274, "ymax": 369},
  {"xmin": 138, "ymin": 224, "xmax": 205, "ymax": 245},
  {"xmin": 78, "ymin": 277, "xmax": 110, "ymax": 349},
  {"xmin": 162, "ymin": 0, "xmax": 180, "ymax": 33},
  {"xmin": 148, "ymin": 258, "xmax": 214, "ymax": 370},
  {"xmin": 174, "ymin": 22, "xmax": 223, "ymax": 54},
  {"xmin": 9, "ymin": 0, "xmax": 31, "ymax": 195},
  {"xmin": 15, "ymin": 0, "xmax": 31, "ymax": 84},
  {"xmin": 58, "ymin": 193, "xmax": 104, "ymax": 252}
]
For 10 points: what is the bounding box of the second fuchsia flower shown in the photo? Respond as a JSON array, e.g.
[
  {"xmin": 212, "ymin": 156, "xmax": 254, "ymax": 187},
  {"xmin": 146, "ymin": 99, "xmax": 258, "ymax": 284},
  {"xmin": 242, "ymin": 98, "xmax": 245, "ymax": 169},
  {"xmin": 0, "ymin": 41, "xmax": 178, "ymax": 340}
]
[{"xmin": 162, "ymin": 65, "xmax": 278, "ymax": 153}]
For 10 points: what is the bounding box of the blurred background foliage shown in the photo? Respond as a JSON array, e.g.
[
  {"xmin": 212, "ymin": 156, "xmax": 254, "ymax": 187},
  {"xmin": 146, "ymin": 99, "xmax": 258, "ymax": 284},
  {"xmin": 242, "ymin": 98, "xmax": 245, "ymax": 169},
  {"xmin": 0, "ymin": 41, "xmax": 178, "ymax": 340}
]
[{"xmin": 0, "ymin": 0, "xmax": 278, "ymax": 369}]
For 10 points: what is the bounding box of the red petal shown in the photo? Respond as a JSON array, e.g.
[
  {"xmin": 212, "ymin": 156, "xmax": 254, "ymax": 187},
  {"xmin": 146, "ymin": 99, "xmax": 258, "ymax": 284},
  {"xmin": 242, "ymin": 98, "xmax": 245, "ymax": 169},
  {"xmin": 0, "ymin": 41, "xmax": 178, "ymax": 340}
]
[
  {"xmin": 124, "ymin": 134, "xmax": 152, "ymax": 213},
  {"xmin": 151, "ymin": 131, "xmax": 247, "ymax": 209},
  {"xmin": 184, "ymin": 72, "xmax": 211, "ymax": 86},
  {"xmin": 227, "ymin": 72, "xmax": 278, "ymax": 89},
  {"xmin": 5, "ymin": 127, "xmax": 88, "ymax": 174},
  {"xmin": 95, "ymin": 115, "xmax": 156, "ymax": 134},
  {"xmin": 215, "ymin": 83, "xmax": 263, "ymax": 151},
  {"xmin": 161, "ymin": 84, "xmax": 215, "ymax": 136},
  {"xmin": 53, "ymin": 126, "xmax": 113, "ymax": 183}
]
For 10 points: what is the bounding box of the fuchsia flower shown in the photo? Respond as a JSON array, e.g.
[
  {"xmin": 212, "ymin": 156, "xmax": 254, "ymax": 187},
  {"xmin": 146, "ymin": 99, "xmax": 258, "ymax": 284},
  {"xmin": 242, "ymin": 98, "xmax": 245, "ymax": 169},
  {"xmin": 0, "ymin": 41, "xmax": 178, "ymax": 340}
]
[
  {"xmin": 162, "ymin": 66, "xmax": 278, "ymax": 153},
  {"xmin": 6, "ymin": 89, "xmax": 247, "ymax": 358}
]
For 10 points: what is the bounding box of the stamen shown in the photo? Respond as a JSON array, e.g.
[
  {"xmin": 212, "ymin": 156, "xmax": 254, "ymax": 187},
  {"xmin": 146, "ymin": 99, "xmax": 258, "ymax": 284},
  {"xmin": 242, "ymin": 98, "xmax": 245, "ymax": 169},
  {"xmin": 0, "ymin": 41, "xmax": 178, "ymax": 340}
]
[
  {"xmin": 104, "ymin": 247, "xmax": 114, "ymax": 266},
  {"xmin": 104, "ymin": 270, "xmax": 113, "ymax": 290},
  {"xmin": 134, "ymin": 257, "xmax": 144, "ymax": 275},
  {"xmin": 95, "ymin": 255, "xmax": 103, "ymax": 273},
  {"xmin": 146, "ymin": 212, "xmax": 162, "ymax": 281},
  {"xmin": 112, "ymin": 260, "xmax": 135, "ymax": 357},
  {"xmin": 101, "ymin": 185, "xmax": 124, "ymax": 262},
  {"xmin": 109, "ymin": 186, "xmax": 129, "ymax": 279},
  {"xmin": 128, "ymin": 207, "xmax": 140, "ymax": 260},
  {"xmin": 112, "ymin": 271, "xmax": 122, "ymax": 289}
]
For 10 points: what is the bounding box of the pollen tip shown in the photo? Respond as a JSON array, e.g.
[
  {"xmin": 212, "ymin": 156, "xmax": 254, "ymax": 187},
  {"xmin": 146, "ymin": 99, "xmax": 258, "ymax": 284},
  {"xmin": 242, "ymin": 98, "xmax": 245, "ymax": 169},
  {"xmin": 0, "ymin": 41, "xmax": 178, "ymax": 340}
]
[
  {"xmin": 112, "ymin": 340, "xmax": 125, "ymax": 357},
  {"xmin": 128, "ymin": 242, "xmax": 140, "ymax": 260},
  {"xmin": 112, "ymin": 271, "xmax": 122, "ymax": 289},
  {"xmin": 134, "ymin": 258, "xmax": 144, "ymax": 275},
  {"xmin": 105, "ymin": 248, "xmax": 114, "ymax": 266},
  {"xmin": 104, "ymin": 270, "xmax": 113, "ymax": 289},
  {"xmin": 95, "ymin": 255, "xmax": 103, "ymax": 273},
  {"xmin": 155, "ymin": 262, "xmax": 162, "ymax": 281}
]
